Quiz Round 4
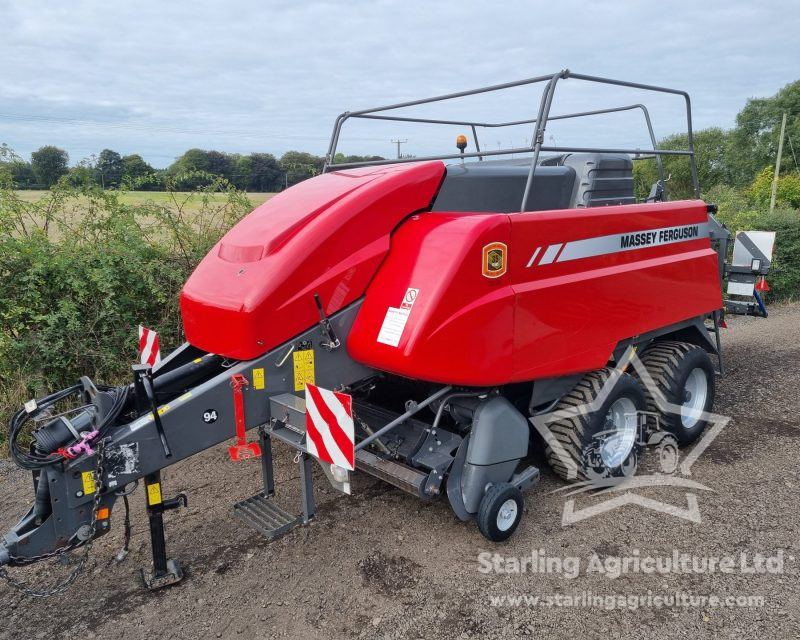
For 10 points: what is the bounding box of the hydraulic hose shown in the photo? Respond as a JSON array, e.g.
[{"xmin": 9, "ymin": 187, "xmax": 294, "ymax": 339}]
[{"xmin": 8, "ymin": 384, "xmax": 129, "ymax": 471}]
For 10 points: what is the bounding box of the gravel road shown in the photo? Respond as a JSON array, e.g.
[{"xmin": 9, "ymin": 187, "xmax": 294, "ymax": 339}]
[{"xmin": 1, "ymin": 304, "xmax": 798, "ymax": 639}]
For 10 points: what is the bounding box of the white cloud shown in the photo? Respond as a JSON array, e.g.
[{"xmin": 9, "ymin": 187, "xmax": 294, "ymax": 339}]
[{"xmin": 1, "ymin": 0, "xmax": 797, "ymax": 167}]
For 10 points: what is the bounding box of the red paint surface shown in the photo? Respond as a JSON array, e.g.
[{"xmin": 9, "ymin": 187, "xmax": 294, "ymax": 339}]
[
  {"xmin": 180, "ymin": 162, "xmax": 445, "ymax": 359},
  {"xmin": 181, "ymin": 158, "xmax": 721, "ymax": 386},
  {"xmin": 348, "ymin": 200, "xmax": 721, "ymax": 385}
]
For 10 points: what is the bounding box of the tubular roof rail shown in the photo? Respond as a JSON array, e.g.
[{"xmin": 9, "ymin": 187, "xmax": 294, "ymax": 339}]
[{"xmin": 323, "ymin": 69, "xmax": 699, "ymax": 208}]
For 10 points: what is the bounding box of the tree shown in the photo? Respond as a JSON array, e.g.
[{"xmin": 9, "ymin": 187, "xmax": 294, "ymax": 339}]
[
  {"xmin": 0, "ymin": 147, "xmax": 36, "ymax": 188},
  {"xmin": 727, "ymin": 80, "xmax": 800, "ymax": 186},
  {"xmin": 121, "ymin": 154, "xmax": 155, "ymax": 185},
  {"xmin": 31, "ymin": 145, "xmax": 69, "ymax": 187},
  {"xmin": 632, "ymin": 128, "xmax": 730, "ymax": 200},
  {"xmin": 749, "ymin": 167, "xmax": 800, "ymax": 209},
  {"xmin": 247, "ymin": 152, "xmax": 282, "ymax": 191},
  {"xmin": 0, "ymin": 144, "xmax": 33, "ymax": 187},
  {"xmin": 95, "ymin": 149, "xmax": 123, "ymax": 188},
  {"xmin": 167, "ymin": 149, "xmax": 214, "ymax": 189},
  {"xmin": 333, "ymin": 153, "xmax": 385, "ymax": 165},
  {"xmin": 206, "ymin": 150, "xmax": 234, "ymax": 182},
  {"xmin": 169, "ymin": 148, "xmax": 211, "ymax": 175},
  {"xmin": 280, "ymin": 151, "xmax": 325, "ymax": 188},
  {"xmin": 230, "ymin": 154, "xmax": 250, "ymax": 190}
]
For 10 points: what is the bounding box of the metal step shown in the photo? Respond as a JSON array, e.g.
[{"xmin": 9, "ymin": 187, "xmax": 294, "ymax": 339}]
[
  {"xmin": 233, "ymin": 493, "xmax": 302, "ymax": 540},
  {"xmin": 355, "ymin": 449, "xmax": 429, "ymax": 499}
]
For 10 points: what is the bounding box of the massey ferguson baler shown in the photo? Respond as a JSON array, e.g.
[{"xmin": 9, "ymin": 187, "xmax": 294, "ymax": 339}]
[{"xmin": 0, "ymin": 71, "xmax": 774, "ymax": 595}]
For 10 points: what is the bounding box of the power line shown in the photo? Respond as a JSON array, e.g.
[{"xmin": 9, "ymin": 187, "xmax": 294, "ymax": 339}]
[
  {"xmin": 0, "ymin": 112, "xmax": 387, "ymax": 143},
  {"xmin": 390, "ymin": 138, "xmax": 407, "ymax": 159}
]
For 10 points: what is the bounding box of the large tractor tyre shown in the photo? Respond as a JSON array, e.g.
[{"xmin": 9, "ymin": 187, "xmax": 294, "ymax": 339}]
[
  {"xmin": 633, "ymin": 341, "xmax": 716, "ymax": 446},
  {"xmin": 477, "ymin": 482, "xmax": 524, "ymax": 542},
  {"xmin": 543, "ymin": 368, "xmax": 647, "ymax": 483}
]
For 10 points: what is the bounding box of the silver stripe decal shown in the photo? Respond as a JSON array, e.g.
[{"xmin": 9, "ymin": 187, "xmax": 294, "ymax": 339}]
[
  {"xmin": 557, "ymin": 222, "xmax": 709, "ymax": 263},
  {"xmin": 525, "ymin": 246, "xmax": 542, "ymax": 268},
  {"xmin": 524, "ymin": 222, "xmax": 710, "ymax": 268},
  {"xmin": 538, "ymin": 243, "xmax": 563, "ymax": 265}
]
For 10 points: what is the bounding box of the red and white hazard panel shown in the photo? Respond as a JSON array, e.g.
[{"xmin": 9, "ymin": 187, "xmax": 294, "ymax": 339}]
[
  {"xmin": 304, "ymin": 384, "xmax": 355, "ymax": 471},
  {"xmin": 138, "ymin": 325, "xmax": 161, "ymax": 367}
]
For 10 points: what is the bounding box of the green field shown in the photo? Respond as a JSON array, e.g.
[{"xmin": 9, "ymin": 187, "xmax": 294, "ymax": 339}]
[{"xmin": 15, "ymin": 190, "xmax": 276, "ymax": 210}]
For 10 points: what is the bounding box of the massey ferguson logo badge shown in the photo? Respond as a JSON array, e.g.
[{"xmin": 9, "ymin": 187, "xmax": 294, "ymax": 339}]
[
  {"xmin": 620, "ymin": 225, "xmax": 700, "ymax": 249},
  {"xmin": 482, "ymin": 242, "xmax": 507, "ymax": 278}
]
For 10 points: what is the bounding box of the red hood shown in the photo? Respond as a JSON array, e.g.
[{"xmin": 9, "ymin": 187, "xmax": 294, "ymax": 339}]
[{"xmin": 180, "ymin": 161, "xmax": 445, "ymax": 360}]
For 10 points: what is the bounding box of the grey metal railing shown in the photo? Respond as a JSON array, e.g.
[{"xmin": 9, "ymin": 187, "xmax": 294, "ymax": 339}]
[{"xmin": 322, "ymin": 69, "xmax": 699, "ymax": 208}]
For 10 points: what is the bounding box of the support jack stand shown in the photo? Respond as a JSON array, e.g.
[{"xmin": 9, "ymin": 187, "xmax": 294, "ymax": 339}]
[{"xmin": 141, "ymin": 471, "xmax": 187, "ymax": 590}]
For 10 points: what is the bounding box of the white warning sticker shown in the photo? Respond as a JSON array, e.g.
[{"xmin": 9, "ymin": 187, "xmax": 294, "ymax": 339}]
[
  {"xmin": 377, "ymin": 288, "xmax": 418, "ymax": 347},
  {"xmin": 377, "ymin": 307, "xmax": 411, "ymax": 347}
]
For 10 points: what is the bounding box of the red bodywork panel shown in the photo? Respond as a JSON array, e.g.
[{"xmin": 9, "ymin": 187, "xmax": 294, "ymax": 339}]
[
  {"xmin": 181, "ymin": 160, "xmax": 722, "ymax": 386},
  {"xmin": 180, "ymin": 162, "xmax": 445, "ymax": 360},
  {"xmin": 348, "ymin": 199, "xmax": 722, "ymax": 385}
]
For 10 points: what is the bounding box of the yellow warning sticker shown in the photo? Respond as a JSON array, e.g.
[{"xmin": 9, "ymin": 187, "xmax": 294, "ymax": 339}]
[
  {"xmin": 293, "ymin": 350, "xmax": 315, "ymax": 392},
  {"xmin": 252, "ymin": 367, "xmax": 265, "ymax": 390},
  {"xmin": 147, "ymin": 482, "xmax": 163, "ymax": 506},
  {"xmin": 82, "ymin": 471, "xmax": 96, "ymax": 495},
  {"xmin": 144, "ymin": 404, "xmax": 171, "ymax": 423}
]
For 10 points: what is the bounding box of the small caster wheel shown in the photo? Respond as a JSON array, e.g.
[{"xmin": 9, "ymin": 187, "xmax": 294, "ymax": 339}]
[{"xmin": 477, "ymin": 482, "xmax": 523, "ymax": 542}]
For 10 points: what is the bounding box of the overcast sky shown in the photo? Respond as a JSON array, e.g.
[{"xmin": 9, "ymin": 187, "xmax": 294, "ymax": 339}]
[{"xmin": 3, "ymin": 1, "xmax": 798, "ymax": 168}]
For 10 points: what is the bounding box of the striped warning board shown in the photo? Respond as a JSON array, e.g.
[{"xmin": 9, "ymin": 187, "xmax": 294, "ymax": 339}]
[
  {"xmin": 304, "ymin": 384, "xmax": 355, "ymax": 471},
  {"xmin": 138, "ymin": 325, "xmax": 161, "ymax": 367}
]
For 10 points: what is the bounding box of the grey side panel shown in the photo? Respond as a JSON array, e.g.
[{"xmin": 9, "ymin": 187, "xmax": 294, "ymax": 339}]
[
  {"xmin": 529, "ymin": 374, "xmax": 583, "ymax": 411},
  {"xmin": 446, "ymin": 437, "xmax": 473, "ymax": 521},
  {"xmin": 461, "ymin": 461, "xmax": 518, "ymax": 515},
  {"xmin": 458, "ymin": 397, "xmax": 530, "ymax": 515},
  {"xmin": 465, "ymin": 397, "xmax": 529, "ymax": 465},
  {"xmin": 613, "ymin": 315, "xmax": 718, "ymax": 360}
]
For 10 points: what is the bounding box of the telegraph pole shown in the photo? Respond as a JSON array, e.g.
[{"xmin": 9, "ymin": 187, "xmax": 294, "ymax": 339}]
[
  {"xmin": 391, "ymin": 138, "xmax": 407, "ymax": 159},
  {"xmin": 770, "ymin": 112, "xmax": 788, "ymax": 212}
]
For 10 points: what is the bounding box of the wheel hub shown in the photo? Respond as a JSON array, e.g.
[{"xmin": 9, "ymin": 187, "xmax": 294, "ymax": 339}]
[
  {"xmin": 599, "ymin": 397, "xmax": 638, "ymax": 469},
  {"xmin": 680, "ymin": 368, "xmax": 708, "ymax": 429},
  {"xmin": 496, "ymin": 499, "xmax": 518, "ymax": 531}
]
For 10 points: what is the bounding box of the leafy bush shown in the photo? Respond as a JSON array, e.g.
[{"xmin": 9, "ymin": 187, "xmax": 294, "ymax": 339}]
[
  {"xmin": 0, "ymin": 168, "xmax": 253, "ymax": 447},
  {"xmin": 743, "ymin": 208, "xmax": 800, "ymax": 300},
  {"xmin": 711, "ymin": 184, "xmax": 800, "ymax": 301},
  {"xmin": 748, "ymin": 167, "xmax": 800, "ymax": 209}
]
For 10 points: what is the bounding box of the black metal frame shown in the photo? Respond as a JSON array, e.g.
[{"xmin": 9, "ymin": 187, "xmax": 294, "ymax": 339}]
[{"xmin": 323, "ymin": 69, "xmax": 699, "ymax": 209}]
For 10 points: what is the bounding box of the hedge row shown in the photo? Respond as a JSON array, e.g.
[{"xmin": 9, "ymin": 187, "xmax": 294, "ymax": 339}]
[
  {"xmin": 0, "ymin": 175, "xmax": 252, "ymax": 444},
  {"xmin": 708, "ymin": 184, "xmax": 800, "ymax": 301}
]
